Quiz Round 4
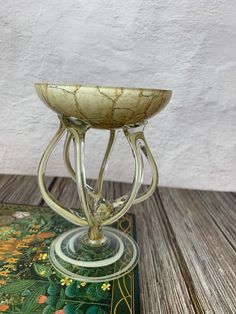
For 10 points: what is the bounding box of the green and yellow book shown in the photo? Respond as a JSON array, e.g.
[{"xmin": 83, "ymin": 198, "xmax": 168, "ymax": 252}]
[{"xmin": 0, "ymin": 204, "xmax": 139, "ymax": 314}]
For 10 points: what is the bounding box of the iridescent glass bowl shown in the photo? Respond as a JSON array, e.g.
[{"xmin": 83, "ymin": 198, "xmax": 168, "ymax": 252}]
[{"xmin": 35, "ymin": 83, "xmax": 172, "ymax": 282}]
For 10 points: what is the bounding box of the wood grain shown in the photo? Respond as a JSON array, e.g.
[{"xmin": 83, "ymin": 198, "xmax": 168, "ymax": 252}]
[
  {"xmin": 159, "ymin": 187, "xmax": 236, "ymax": 314},
  {"xmin": 0, "ymin": 174, "xmax": 54, "ymax": 205},
  {"xmin": 0, "ymin": 174, "xmax": 236, "ymax": 313}
]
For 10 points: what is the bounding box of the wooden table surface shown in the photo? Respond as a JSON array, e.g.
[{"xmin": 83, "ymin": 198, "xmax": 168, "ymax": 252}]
[{"xmin": 0, "ymin": 174, "xmax": 235, "ymax": 314}]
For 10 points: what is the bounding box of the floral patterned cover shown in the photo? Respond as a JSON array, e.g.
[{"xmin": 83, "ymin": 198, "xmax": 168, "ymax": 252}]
[{"xmin": 0, "ymin": 204, "xmax": 139, "ymax": 314}]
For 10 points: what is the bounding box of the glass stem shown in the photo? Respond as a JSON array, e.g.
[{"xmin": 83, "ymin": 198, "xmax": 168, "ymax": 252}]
[{"xmin": 88, "ymin": 224, "xmax": 103, "ymax": 242}]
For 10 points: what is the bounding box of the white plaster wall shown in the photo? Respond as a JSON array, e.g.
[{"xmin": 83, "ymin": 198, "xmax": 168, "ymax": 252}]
[{"xmin": 0, "ymin": 0, "xmax": 236, "ymax": 191}]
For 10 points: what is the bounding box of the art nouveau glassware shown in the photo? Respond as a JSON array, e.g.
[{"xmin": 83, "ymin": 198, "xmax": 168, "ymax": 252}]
[{"xmin": 35, "ymin": 84, "xmax": 172, "ymax": 282}]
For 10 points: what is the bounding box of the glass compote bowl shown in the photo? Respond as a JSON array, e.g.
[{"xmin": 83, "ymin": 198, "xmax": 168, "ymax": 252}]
[{"xmin": 35, "ymin": 84, "xmax": 172, "ymax": 282}]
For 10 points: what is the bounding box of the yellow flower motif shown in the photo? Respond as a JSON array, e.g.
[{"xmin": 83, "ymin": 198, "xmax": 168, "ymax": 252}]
[
  {"xmin": 38, "ymin": 253, "xmax": 48, "ymax": 261},
  {"xmin": 80, "ymin": 281, "xmax": 87, "ymax": 287},
  {"xmin": 39, "ymin": 270, "xmax": 46, "ymax": 276},
  {"xmin": 5, "ymin": 258, "xmax": 18, "ymax": 264},
  {"xmin": 101, "ymin": 283, "xmax": 111, "ymax": 291},
  {"xmin": 0, "ymin": 270, "xmax": 10, "ymax": 277},
  {"xmin": 60, "ymin": 277, "xmax": 73, "ymax": 286},
  {"xmin": 78, "ymin": 281, "xmax": 87, "ymax": 288}
]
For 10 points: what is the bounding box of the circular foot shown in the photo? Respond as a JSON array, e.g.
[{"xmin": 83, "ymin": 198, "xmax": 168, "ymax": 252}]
[{"xmin": 49, "ymin": 226, "xmax": 140, "ymax": 282}]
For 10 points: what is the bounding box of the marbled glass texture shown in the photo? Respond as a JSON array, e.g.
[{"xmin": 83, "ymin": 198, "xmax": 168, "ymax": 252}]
[{"xmin": 35, "ymin": 84, "xmax": 172, "ymax": 129}]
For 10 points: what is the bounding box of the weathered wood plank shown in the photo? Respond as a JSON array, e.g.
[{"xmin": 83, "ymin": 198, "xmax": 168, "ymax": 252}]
[
  {"xmin": 52, "ymin": 177, "xmax": 195, "ymax": 314},
  {"xmin": 0, "ymin": 174, "xmax": 12, "ymax": 191},
  {"xmin": 158, "ymin": 187, "xmax": 236, "ymax": 314},
  {"xmin": 0, "ymin": 174, "xmax": 54, "ymax": 205},
  {"xmin": 202, "ymin": 190, "xmax": 236, "ymax": 250},
  {"xmin": 49, "ymin": 176, "xmax": 80, "ymax": 207}
]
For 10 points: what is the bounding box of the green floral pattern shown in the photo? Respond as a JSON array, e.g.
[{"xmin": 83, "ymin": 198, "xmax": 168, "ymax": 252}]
[{"xmin": 0, "ymin": 204, "xmax": 138, "ymax": 314}]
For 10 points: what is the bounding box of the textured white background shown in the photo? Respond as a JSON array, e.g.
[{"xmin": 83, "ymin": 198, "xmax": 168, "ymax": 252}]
[{"xmin": 0, "ymin": 1, "xmax": 236, "ymax": 191}]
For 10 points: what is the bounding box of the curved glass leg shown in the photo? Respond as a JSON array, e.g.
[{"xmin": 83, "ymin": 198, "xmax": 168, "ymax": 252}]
[
  {"xmin": 48, "ymin": 120, "xmax": 144, "ymax": 282},
  {"xmin": 37, "ymin": 121, "xmax": 87, "ymax": 226}
]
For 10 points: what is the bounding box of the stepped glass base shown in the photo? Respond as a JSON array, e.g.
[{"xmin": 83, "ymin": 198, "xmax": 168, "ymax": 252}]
[{"xmin": 49, "ymin": 226, "xmax": 140, "ymax": 282}]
